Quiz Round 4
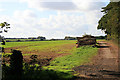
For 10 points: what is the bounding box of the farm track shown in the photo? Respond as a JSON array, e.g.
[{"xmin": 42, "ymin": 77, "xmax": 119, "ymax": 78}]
[{"xmin": 73, "ymin": 41, "xmax": 120, "ymax": 80}]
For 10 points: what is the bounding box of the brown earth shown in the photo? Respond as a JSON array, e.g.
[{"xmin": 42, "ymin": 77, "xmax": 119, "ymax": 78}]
[
  {"xmin": 4, "ymin": 43, "xmax": 75, "ymax": 66},
  {"xmin": 73, "ymin": 40, "xmax": 120, "ymax": 80}
]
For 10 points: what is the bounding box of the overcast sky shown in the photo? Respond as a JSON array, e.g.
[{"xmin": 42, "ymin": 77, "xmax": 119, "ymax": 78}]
[{"xmin": 0, "ymin": 0, "xmax": 110, "ymax": 39}]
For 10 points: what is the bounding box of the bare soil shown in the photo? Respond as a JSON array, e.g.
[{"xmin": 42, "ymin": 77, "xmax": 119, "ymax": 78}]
[
  {"xmin": 4, "ymin": 43, "xmax": 75, "ymax": 66},
  {"xmin": 73, "ymin": 40, "xmax": 120, "ymax": 80}
]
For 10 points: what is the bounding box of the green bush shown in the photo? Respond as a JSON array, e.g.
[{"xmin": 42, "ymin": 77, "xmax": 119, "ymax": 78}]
[{"xmin": 10, "ymin": 49, "xmax": 23, "ymax": 75}]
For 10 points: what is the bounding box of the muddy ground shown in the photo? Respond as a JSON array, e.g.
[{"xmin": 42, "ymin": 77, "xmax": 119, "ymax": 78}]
[{"xmin": 73, "ymin": 41, "xmax": 120, "ymax": 80}]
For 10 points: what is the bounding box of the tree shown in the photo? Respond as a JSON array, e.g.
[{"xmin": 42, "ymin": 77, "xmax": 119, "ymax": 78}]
[
  {"xmin": 37, "ymin": 36, "xmax": 46, "ymax": 41},
  {"xmin": 0, "ymin": 22, "xmax": 11, "ymax": 79},
  {"xmin": 0, "ymin": 22, "xmax": 11, "ymax": 52},
  {"xmin": 97, "ymin": 2, "xmax": 120, "ymax": 40},
  {"xmin": 0, "ymin": 22, "xmax": 10, "ymax": 33},
  {"xmin": 0, "ymin": 22, "xmax": 10, "ymax": 53}
]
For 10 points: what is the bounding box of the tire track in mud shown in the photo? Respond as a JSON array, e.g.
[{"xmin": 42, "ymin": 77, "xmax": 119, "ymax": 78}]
[{"xmin": 73, "ymin": 41, "xmax": 120, "ymax": 80}]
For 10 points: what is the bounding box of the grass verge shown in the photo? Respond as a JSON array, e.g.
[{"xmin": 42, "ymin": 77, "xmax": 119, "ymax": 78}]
[{"xmin": 43, "ymin": 46, "xmax": 98, "ymax": 77}]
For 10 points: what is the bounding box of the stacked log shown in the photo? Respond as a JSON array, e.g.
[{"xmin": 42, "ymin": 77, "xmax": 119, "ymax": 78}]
[{"xmin": 76, "ymin": 35, "xmax": 96, "ymax": 48}]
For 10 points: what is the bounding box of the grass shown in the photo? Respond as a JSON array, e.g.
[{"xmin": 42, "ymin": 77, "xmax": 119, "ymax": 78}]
[
  {"xmin": 3, "ymin": 40, "xmax": 75, "ymax": 48},
  {"xmin": 3, "ymin": 40, "xmax": 76, "ymax": 55},
  {"xmin": 96, "ymin": 39, "xmax": 106, "ymax": 41},
  {"xmin": 3, "ymin": 40, "xmax": 98, "ymax": 69},
  {"xmin": 2, "ymin": 53, "xmax": 32, "ymax": 57},
  {"xmin": 43, "ymin": 46, "xmax": 98, "ymax": 73},
  {"xmin": 2, "ymin": 40, "xmax": 98, "ymax": 79},
  {"xmin": 3, "ymin": 64, "xmax": 75, "ymax": 80}
]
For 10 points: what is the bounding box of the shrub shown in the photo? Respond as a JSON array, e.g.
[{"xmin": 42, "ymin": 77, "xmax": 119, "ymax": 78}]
[
  {"xmin": 10, "ymin": 49, "xmax": 23, "ymax": 75},
  {"xmin": 30, "ymin": 55, "xmax": 38, "ymax": 64}
]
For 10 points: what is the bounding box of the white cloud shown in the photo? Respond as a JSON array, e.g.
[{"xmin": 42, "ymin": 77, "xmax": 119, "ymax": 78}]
[
  {"xmin": 20, "ymin": 1, "xmax": 77, "ymax": 11},
  {"xmin": 19, "ymin": 0, "xmax": 109, "ymax": 11},
  {"xmin": 13, "ymin": 10, "xmax": 37, "ymax": 24},
  {"xmin": 0, "ymin": 1, "xmax": 108, "ymax": 39},
  {"xmin": 0, "ymin": 9, "xmax": 4, "ymax": 12},
  {"xmin": 2, "ymin": 8, "xmax": 105, "ymax": 39}
]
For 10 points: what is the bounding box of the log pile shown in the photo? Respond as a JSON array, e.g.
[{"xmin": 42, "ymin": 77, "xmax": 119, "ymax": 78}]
[{"xmin": 76, "ymin": 35, "xmax": 96, "ymax": 48}]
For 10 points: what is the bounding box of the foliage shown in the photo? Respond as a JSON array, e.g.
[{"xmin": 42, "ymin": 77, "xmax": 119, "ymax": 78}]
[
  {"xmin": 10, "ymin": 50, "xmax": 23, "ymax": 75},
  {"xmin": 64, "ymin": 36, "xmax": 76, "ymax": 40},
  {"xmin": 37, "ymin": 36, "xmax": 46, "ymax": 40},
  {"xmin": 0, "ymin": 22, "xmax": 10, "ymax": 33},
  {"xmin": 95, "ymin": 36, "xmax": 107, "ymax": 40},
  {"xmin": 2, "ymin": 50, "xmax": 23, "ymax": 80},
  {"xmin": 0, "ymin": 22, "xmax": 10, "ymax": 54},
  {"xmin": 30, "ymin": 55, "xmax": 38, "ymax": 64},
  {"xmin": 2, "ymin": 53, "xmax": 11, "ymax": 57},
  {"xmin": 97, "ymin": 2, "xmax": 120, "ymax": 40},
  {"xmin": 2, "ymin": 63, "xmax": 75, "ymax": 80}
]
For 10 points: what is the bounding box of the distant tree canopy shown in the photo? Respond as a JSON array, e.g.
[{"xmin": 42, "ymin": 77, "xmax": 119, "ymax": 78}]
[
  {"xmin": 97, "ymin": 2, "xmax": 120, "ymax": 40},
  {"xmin": 37, "ymin": 36, "xmax": 46, "ymax": 40},
  {"xmin": 64, "ymin": 36, "xmax": 76, "ymax": 40}
]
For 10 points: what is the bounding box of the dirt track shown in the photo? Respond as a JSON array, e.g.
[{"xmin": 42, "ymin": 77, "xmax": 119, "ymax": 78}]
[{"xmin": 73, "ymin": 41, "xmax": 120, "ymax": 80}]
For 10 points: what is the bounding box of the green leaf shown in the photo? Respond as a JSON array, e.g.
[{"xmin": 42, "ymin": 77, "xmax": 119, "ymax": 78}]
[{"xmin": 0, "ymin": 23, "xmax": 5, "ymax": 28}]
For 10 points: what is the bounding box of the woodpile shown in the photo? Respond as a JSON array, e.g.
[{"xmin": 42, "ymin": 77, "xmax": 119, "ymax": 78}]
[{"xmin": 76, "ymin": 35, "xmax": 96, "ymax": 48}]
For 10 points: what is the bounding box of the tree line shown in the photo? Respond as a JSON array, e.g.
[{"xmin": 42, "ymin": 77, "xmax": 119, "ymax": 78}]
[{"xmin": 97, "ymin": 1, "xmax": 120, "ymax": 40}]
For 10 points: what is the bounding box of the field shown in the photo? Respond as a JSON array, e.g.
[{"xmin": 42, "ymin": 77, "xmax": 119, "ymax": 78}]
[
  {"xmin": 2, "ymin": 40, "xmax": 98, "ymax": 79},
  {"xmin": 4, "ymin": 40, "xmax": 76, "ymax": 64}
]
